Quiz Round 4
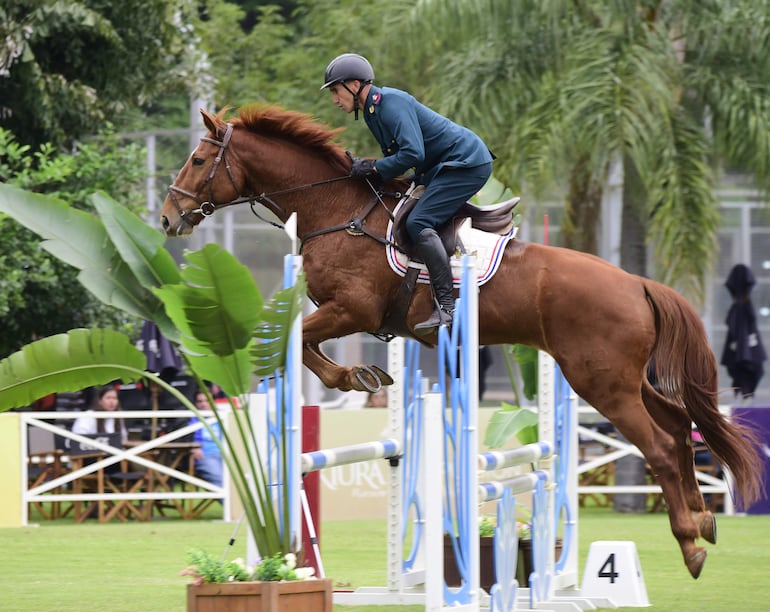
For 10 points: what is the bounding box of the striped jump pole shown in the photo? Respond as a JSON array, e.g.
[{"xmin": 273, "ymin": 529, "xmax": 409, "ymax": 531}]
[
  {"xmin": 478, "ymin": 443, "xmax": 553, "ymax": 471},
  {"xmin": 300, "ymin": 439, "xmax": 402, "ymax": 474}
]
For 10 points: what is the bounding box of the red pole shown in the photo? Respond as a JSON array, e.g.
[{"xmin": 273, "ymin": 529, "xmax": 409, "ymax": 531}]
[{"xmin": 301, "ymin": 405, "xmax": 321, "ymax": 575}]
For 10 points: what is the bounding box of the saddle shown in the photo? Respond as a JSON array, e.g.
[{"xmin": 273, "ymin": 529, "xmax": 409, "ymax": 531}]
[
  {"xmin": 392, "ymin": 183, "xmax": 519, "ymax": 259},
  {"xmin": 377, "ymin": 184, "xmax": 519, "ymax": 343}
]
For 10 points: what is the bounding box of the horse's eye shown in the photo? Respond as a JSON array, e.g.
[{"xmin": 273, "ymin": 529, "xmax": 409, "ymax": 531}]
[{"xmin": 192, "ymin": 157, "xmax": 205, "ymax": 166}]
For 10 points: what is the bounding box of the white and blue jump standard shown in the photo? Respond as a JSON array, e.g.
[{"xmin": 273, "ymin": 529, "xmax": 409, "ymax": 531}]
[{"xmin": 249, "ymin": 250, "xmax": 614, "ymax": 611}]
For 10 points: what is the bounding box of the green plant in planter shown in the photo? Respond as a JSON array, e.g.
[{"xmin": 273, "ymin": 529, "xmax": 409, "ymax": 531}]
[
  {"xmin": 484, "ymin": 344, "xmax": 539, "ymax": 449},
  {"xmin": 479, "ymin": 516, "xmax": 496, "ymax": 537},
  {"xmin": 479, "ymin": 507, "xmax": 532, "ymax": 540},
  {"xmin": 0, "ymin": 184, "xmax": 305, "ymax": 567},
  {"xmin": 180, "ymin": 549, "xmax": 314, "ymax": 585}
]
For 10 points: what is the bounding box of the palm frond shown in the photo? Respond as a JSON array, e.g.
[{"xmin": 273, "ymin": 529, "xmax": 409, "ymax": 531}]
[{"xmin": 644, "ymin": 109, "xmax": 719, "ymax": 302}]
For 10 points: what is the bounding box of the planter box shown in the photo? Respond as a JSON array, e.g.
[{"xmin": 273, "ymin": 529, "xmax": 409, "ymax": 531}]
[
  {"xmin": 444, "ymin": 535, "xmax": 563, "ymax": 593},
  {"xmin": 517, "ymin": 538, "xmax": 563, "ymax": 585},
  {"xmin": 187, "ymin": 578, "xmax": 332, "ymax": 612},
  {"xmin": 444, "ymin": 534, "xmax": 496, "ymax": 593}
]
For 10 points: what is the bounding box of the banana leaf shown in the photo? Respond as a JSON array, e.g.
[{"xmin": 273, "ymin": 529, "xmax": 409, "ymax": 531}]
[
  {"xmin": 154, "ymin": 244, "xmax": 264, "ymax": 357},
  {"xmin": 251, "ymin": 275, "xmax": 307, "ymax": 377},
  {"xmin": 92, "ymin": 192, "xmax": 180, "ymax": 288}
]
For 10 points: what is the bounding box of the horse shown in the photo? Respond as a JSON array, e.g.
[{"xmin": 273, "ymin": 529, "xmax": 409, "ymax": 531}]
[{"xmin": 161, "ymin": 105, "xmax": 763, "ymax": 579}]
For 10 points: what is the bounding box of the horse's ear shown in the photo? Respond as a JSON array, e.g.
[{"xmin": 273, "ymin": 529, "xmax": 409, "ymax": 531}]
[{"xmin": 200, "ymin": 109, "xmax": 219, "ymax": 135}]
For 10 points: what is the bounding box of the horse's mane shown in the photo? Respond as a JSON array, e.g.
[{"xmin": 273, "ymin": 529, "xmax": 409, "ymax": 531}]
[
  {"xmin": 227, "ymin": 104, "xmax": 350, "ymax": 173},
  {"xmin": 212, "ymin": 104, "xmax": 410, "ymax": 193}
]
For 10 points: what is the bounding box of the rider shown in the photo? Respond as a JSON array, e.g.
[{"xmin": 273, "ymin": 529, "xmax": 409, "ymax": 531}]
[{"xmin": 321, "ymin": 53, "xmax": 494, "ymax": 335}]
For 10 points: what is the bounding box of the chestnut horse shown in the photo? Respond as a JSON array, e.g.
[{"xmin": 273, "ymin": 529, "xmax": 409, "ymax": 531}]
[{"xmin": 161, "ymin": 105, "xmax": 762, "ymax": 579}]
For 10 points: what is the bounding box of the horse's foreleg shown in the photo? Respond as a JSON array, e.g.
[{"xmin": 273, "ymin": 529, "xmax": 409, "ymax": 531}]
[
  {"xmin": 303, "ymin": 341, "xmax": 393, "ymax": 392},
  {"xmin": 301, "ymin": 309, "xmax": 394, "ymax": 392}
]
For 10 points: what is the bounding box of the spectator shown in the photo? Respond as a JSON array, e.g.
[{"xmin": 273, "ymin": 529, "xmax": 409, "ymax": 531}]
[
  {"xmin": 720, "ymin": 263, "xmax": 766, "ymax": 399},
  {"xmin": 189, "ymin": 390, "xmax": 223, "ymax": 488},
  {"xmin": 72, "ymin": 385, "xmax": 127, "ymax": 443}
]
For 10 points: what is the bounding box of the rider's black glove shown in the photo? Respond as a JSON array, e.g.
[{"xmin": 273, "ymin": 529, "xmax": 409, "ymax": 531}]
[{"xmin": 349, "ymin": 156, "xmax": 377, "ymax": 178}]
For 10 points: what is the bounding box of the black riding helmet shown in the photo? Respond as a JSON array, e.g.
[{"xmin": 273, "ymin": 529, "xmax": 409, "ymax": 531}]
[{"xmin": 321, "ymin": 53, "xmax": 374, "ymax": 120}]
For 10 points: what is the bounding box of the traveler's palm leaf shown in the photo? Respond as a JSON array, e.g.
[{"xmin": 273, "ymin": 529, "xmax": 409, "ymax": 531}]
[
  {"xmin": 251, "ymin": 274, "xmax": 307, "ymax": 377},
  {"xmin": 0, "ymin": 329, "xmax": 146, "ymax": 412},
  {"xmin": 154, "ymin": 244, "xmax": 264, "ymax": 357},
  {"xmin": 0, "ymin": 184, "xmax": 177, "ymax": 339}
]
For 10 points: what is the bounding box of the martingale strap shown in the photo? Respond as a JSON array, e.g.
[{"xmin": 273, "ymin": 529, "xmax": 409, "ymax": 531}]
[{"xmin": 298, "ymin": 177, "xmax": 401, "ymax": 253}]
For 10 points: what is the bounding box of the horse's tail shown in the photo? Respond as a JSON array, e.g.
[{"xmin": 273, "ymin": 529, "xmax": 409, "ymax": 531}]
[{"xmin": 644, "ymin": 279, "xmax": 764, "ymax": 509}]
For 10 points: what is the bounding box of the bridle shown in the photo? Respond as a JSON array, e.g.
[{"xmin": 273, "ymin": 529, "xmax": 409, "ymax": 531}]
[
  {"xmin": 166, "ymin": 122, "xmax": 403, "ymax": 250},
  {"xmin": 166, "ymin": 123, "xmax": 247, "ymax": 228},
  {"xmin": 167, "ymin": 122, "xmax": 358, "ymax": 231}
]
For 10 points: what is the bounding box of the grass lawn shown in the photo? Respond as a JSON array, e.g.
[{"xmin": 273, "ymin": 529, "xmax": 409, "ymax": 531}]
[{"xmin": 1, "ymin": 507, "xmax": 768, "ymax": 611}]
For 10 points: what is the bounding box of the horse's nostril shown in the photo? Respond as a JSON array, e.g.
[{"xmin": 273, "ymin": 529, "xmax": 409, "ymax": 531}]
[{"xmin": 160, "ymin": 216, "xmax": 170, "ymax": 231}]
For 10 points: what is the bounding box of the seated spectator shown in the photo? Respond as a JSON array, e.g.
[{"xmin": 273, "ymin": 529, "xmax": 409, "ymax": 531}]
[
  {"xmin": 189, "ymin": 390, "xmax": 223, "ymax": 488},
  {"xmin": 72, "ymin": 385, "xmax": 127, "ymax": 443}
]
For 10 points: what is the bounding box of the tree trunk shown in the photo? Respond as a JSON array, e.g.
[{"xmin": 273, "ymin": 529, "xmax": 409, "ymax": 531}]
[
  {"xmin": 562, "ymin": 155, "xmax": 603, "ymax": 253},
  {"xmin": 614, "ymin": 157, "xmax": 650, "ymax": 513}
]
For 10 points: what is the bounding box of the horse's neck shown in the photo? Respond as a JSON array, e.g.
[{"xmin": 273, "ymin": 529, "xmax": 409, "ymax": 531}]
[{"xmin": 241, "ymin": 141, "xmax": 378, "ymax": 232}]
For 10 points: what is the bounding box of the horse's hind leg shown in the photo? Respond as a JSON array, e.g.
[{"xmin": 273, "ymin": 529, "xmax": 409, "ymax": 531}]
[
  {"xmin": 579, "ymin": 382, "xmax": 708, "ymax": 578},
  {"xmin": 642, "ymin": 382, "xmax": 716, "ymax": 544}
]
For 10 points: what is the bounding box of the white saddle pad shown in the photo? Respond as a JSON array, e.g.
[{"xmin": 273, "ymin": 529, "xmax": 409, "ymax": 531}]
[{"xmin": 385, "ymin": 203, "xmax": 517, "ymax": 287}]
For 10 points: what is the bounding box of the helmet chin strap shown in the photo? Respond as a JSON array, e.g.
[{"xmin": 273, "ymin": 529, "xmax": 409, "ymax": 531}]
[{"xmin": 341, "ymin": 81, "xmax": 365, "ymax": 120}]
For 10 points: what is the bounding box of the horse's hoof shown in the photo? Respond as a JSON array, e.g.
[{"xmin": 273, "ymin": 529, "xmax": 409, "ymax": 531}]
[
  {"xmin": 698, "ymin": 512, "xmax": 717, "ymax": 544},
  {"xmin": 686, "ymin": 548, "xmax": 707, "ymax": 579},
  {"xmin": 369, "ymin": 365, "xmax": 394, "ymax": 386},
  {"xmin": 351, "ymin": 365, "xmax": 394, "ymax": 392}
]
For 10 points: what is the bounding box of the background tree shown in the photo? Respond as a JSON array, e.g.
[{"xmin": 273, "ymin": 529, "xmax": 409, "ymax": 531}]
[
  {"xmin": 383, "ymin": 0, "xmax": 770, "ymax": 512},
  {"xmin": 0, "ymin": 128, "xmax": 146, "ymax": 357},
  {"xmin": 387, "ymin": 0, "xmax": 770, "ymax": 302},
  {"xmin": 0, "ymin": 0, "xmax": 391, "ymax": 357},
  {"xmin": 186, "ymin": 0, "xmax": 391, "ymax": 156},
  {"xmin": 0, "ymin": 0, "xmax": 188, "ymax": 147}
]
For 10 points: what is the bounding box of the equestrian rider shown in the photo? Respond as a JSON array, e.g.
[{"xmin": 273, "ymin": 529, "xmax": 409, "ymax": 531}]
[{"xmin": 321, "ymin": 53, "xmax": 494, "ymax": 335}]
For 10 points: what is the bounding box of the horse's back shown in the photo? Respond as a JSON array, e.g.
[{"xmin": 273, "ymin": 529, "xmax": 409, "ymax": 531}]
[
  {"xmin": 481, "ymin": 241, "xmax": 654, "ymax": 344},
  {"xmin": 478, "ymin": 241, "xmax": 658, "ymax": 401}
]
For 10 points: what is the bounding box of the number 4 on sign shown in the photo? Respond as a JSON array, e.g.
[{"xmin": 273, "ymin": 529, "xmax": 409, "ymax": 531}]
[
  {"xmin": 580, "ymin": 541, "xmax": 650, "ymax": 607},
  {"xmin": 598, "ymin": 553, "xmax": 619, "ymax": 583}
]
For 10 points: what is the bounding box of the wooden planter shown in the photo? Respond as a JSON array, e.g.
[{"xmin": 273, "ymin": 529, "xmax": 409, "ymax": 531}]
[{"xmin": 187, "ymin": 578, "xmax": 333, "ymax": 612}]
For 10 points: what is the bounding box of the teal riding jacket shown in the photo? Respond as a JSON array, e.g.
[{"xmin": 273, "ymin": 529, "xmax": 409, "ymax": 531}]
[{"xmin": 363, "ymin": 85, "xmax": 493, "ymax": 184}]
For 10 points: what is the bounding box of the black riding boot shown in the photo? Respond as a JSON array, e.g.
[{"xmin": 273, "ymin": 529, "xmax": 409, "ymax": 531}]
[{"xmin": 413, "ymin": 228, "xmax": 455, "ymax": 336}]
